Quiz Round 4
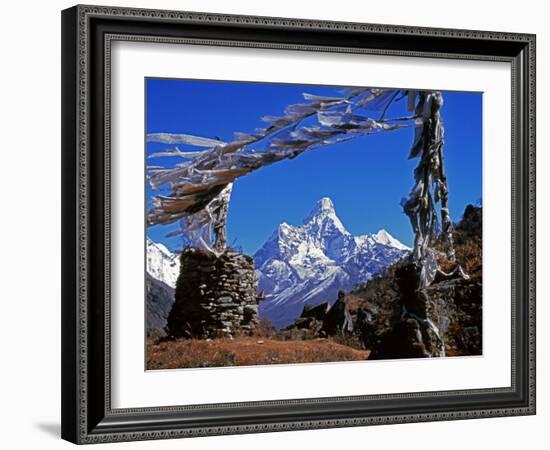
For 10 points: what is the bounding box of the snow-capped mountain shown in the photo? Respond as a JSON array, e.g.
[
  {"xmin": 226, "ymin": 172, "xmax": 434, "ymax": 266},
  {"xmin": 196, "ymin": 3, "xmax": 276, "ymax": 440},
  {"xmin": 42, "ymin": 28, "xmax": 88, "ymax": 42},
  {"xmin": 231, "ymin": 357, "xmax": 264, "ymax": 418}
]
[
  {"xmin": 146, "ymin": 238, "xmax": 180, "ymax": 288},
  {"xmin": 254, "ymin": 197, "xmax": 410, "ymax": 328},
  {"xmin": 146, "ymin": 239, "xmax": 179, "ymax": 335}
]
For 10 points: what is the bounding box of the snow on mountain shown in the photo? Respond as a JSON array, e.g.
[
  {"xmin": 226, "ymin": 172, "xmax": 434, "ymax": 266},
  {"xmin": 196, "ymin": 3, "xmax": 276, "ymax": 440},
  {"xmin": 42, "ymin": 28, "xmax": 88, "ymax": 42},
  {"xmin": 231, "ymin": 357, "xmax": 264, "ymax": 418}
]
[
  {"xmin": 254, "ymin": 197, "xmax": 410, "ymax": 328},
  {"xmin": 146, "ymin": 238, "xmax": 180, "ymax": 288},
  {"xmin": 370, "ymin": 229, "xmax": 410, "ymax": 251}
]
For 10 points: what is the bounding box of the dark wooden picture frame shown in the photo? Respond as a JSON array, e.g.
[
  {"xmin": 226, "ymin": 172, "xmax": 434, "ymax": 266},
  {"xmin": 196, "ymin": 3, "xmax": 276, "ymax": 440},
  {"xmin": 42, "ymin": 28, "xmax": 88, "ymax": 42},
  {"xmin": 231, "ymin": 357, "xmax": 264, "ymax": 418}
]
[{"xmin": 61, "ymin": 4, "xmax": 536, "ymax": 444}]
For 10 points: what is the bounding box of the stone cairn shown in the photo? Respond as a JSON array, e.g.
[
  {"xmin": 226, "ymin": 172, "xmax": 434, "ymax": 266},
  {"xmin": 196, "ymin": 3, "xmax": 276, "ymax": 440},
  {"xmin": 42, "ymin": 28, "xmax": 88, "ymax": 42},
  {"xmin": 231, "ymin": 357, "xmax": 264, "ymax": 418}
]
[{"xmin": 165, "ymin": 248, "xmax": 260, "ymax": 339}]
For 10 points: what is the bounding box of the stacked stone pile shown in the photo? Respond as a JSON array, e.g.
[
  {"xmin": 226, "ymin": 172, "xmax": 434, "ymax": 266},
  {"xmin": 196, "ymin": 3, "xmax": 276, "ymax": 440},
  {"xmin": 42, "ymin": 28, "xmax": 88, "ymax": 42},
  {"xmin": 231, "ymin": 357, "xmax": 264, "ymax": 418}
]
[{"xmin": 166, "ymin": 248, "xmax": 260, "ymax": 339}]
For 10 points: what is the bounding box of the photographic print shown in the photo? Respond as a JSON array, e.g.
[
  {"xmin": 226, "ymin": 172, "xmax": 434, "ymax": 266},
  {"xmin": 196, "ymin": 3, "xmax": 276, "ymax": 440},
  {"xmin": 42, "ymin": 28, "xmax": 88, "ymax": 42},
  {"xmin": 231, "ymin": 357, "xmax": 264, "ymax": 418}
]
[
  {"xmin": 145, "ymin": 79, "xmax": 482, "ymax": 370},
  {"xmin": 61, "ymin": 8, "xmax": 535, "ymax": 441}
]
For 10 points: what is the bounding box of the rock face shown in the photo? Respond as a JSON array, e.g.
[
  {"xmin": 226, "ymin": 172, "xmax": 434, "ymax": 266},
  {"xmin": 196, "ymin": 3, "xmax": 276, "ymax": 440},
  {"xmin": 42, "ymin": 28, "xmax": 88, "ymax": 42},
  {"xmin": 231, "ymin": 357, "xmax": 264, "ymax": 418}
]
[
  {"xmin": 165, "ymin": 248, "xmax": 260, "ymax": 339},
  {"xmin": 146, "ymin": 273, "xmax": 175, "ymax": 337},
  {"xmin": 280, "ymin": 293, "xmax": 356, "ymax": 341},
  {"xmin": 424, "ymin": 278, "xmax": 482, "ymax": 356},
  {"xmin": 301, "ymin": 302, "xmax": 330, "ymax": 321}
]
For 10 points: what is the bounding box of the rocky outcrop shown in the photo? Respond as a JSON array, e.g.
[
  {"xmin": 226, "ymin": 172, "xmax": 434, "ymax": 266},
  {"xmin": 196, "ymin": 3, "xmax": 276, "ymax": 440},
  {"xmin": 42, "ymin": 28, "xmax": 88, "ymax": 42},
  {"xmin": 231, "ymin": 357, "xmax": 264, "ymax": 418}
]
[
  {"xmin": 146, "ymin": 273, "xmax": 175, "ymax": 337},
  {"xmin": 278, "ymin": 307, "xmax": 325, "ymax": 341},
  {"xmin": 165, "ymin": 248, "xmax": 260, "ymax": 339},
  {"xmin": 368, "ymin": 264, "xmax": 482, "ymax": 359},
  {"xmin": 279, "ymin": 293, "xmax": 356, "ymax": 341},
  {"xmin": 424, "ymin": 277, "xmax": 482, "ymax": 356},
  {"xmin": 301, "ymin": 302, "xmax": 330, "ymax": 321}
]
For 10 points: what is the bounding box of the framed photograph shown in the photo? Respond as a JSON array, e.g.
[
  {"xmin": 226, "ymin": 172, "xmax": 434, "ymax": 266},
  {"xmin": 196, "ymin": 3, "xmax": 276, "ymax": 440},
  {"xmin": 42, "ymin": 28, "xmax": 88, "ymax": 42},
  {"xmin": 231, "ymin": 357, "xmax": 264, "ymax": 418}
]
[{"xmin": 61, "ymin": 4, "xmax": 536, "ymax": 444}]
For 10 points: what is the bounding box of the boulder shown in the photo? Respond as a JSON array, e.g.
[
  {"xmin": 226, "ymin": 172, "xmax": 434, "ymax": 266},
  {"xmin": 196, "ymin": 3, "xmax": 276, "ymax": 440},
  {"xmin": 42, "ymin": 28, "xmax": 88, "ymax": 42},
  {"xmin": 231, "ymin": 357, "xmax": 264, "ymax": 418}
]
[{"xmin": 300, "ymin": 302, "xmax": 330, "ymax": 321}]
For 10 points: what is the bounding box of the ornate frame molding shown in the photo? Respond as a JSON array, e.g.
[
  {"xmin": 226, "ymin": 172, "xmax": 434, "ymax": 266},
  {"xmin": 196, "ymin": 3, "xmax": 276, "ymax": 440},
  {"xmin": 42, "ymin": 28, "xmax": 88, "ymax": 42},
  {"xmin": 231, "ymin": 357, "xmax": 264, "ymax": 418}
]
[{"xmin": 61, "ymin": 4, "xmax": 536, "ymax": 444}]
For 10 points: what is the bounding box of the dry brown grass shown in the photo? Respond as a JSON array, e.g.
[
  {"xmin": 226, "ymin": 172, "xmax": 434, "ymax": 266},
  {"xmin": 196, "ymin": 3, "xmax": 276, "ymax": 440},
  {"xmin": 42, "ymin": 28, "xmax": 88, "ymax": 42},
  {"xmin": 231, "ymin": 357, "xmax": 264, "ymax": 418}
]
[{"xmin": 147, "ymin": 336, "xmax": 370, "ymax": 369}]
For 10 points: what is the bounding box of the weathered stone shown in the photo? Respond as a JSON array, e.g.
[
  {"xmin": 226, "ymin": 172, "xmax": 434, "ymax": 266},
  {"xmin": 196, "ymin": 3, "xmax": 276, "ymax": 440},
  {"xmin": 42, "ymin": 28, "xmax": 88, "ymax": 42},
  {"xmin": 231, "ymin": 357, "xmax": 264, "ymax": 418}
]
[
  {"xmin": 425, "ymin": 278, "xmax": 482, "ymax": 356},
  {"xmin": 217, "ymin": 303, "xmax": 237, "ymax": 309},
  {"xmin": 165, "ymin": 248, "xmax": 260, "ymax": 339},
  {"xmin": 279, "ymin": 317, "xmax": 324, "ymax": 341},
  {"xmin": 300, "ymin": 302, "xmax": 330, "ymax": 321}
]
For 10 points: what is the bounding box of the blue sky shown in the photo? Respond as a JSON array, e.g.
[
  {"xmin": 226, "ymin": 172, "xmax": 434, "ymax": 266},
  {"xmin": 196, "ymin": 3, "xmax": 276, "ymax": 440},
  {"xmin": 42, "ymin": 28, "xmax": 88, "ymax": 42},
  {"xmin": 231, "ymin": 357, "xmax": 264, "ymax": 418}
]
[{"xmin": 146, "ymin": 78, "xmax": 482, "ymax": 254}]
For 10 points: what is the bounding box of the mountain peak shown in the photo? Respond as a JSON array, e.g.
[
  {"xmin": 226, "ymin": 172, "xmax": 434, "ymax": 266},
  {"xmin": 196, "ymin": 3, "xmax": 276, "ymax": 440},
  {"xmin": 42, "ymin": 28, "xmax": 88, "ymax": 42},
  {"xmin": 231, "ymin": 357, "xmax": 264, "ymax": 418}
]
[
  {"xmin": 303, "ymin": 196, "xmax": 349, "ymax": 238},
  {"xmin": 372, "ymin": 229, "xmax": 410, "ymax": 251},
  {"xmin": 305, "ymin": 197, "xmax": 337, "ymax": 222},
  {"xmin": 317, "ymin": 197, "xmax": 335, "ymax": 212},
  {"xmin": 374, "ymin": 229, "xmax": 391, "ymax": 241}
]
